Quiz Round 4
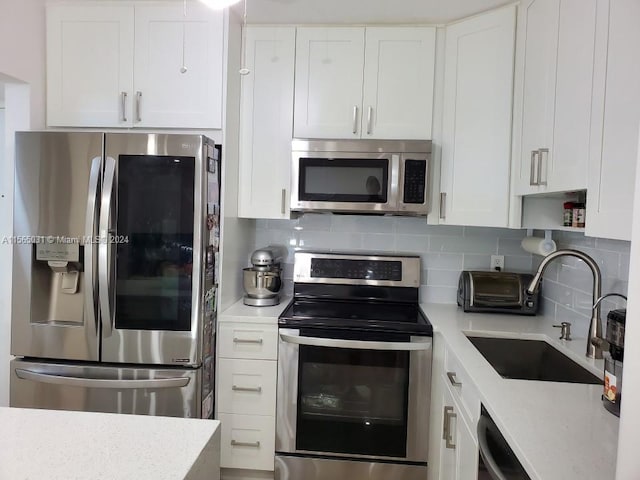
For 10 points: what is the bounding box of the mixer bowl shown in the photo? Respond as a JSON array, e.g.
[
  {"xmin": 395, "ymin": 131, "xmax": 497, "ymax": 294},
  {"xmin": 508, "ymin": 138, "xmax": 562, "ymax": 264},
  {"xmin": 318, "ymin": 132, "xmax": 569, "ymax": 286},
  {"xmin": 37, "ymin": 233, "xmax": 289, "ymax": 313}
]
[{"xmin": 243, "ymin": 268, "xmax": 282, "ymax": 298}]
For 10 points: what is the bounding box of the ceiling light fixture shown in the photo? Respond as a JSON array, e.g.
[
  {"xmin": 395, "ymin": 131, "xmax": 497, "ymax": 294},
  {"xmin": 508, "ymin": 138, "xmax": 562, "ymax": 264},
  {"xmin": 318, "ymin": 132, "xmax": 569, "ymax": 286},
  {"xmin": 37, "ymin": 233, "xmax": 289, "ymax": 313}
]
[{"xmin": 198, "ymin": 0, "xmax": 242, "ymax": 9}]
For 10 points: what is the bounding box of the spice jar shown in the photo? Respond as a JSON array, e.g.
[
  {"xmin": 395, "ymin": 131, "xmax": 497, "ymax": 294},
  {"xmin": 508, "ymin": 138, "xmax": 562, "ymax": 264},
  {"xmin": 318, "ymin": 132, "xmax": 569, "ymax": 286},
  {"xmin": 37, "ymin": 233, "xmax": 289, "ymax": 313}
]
[
  {"xmin": 572, "ymin": 202, "xmax": 585, "ymax": 228},
  {"xmin": 563, "ymin": 202, "xmax": 574, "ymax": 227}
]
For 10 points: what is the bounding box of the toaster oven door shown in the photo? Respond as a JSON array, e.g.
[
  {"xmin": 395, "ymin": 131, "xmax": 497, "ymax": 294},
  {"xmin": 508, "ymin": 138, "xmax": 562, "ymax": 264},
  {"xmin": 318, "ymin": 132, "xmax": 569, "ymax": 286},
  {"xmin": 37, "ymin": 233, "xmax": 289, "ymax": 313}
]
[{"xmin": 470, "ymin": 273, "xmax": 523, "ymax": 307}]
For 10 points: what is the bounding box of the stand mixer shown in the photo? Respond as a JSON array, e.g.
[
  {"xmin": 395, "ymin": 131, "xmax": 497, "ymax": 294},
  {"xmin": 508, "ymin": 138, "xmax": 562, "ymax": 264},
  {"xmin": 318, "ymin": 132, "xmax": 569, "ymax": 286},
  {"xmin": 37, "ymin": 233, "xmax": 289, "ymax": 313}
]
[{"xmin": 243, "ymin": 246, "xmax": 285, "ymax": 306}]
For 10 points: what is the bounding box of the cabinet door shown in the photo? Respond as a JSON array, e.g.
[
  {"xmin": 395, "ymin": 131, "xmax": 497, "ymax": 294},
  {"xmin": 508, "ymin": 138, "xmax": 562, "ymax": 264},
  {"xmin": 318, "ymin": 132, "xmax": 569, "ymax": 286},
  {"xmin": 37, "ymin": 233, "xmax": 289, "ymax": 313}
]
[
  {"xmin": 238, "ymin": 27, "xmax": 295, "ymax": 219},
  {"xmin": 46, "ymin": 5, "xmax": 134, "ymax": 127},
  {"xmin": 294, "ymin": 28, "xmax": 365, "ymax": 138},
  {"xmin": 513, "ymin": 0, "xmax": 559, "ymax": 194},
  {"xmin": 456, "ymin": 411, "xmax": 479, "ymax": 480},
  {"xmin": 546, "ymin": 0, "xmax": 599, "ymax": 192},
  {"xmin": 133, "ymin": 3, "xmax": 223, "ymax": 128},
  {"xmin": 362, "ymin": 27, "xmax": 435, "ymax": 140},
  {"xmin": 439, "ymin": 387, "xmax": 458, "ymax": 480},
  {"xmin": 440, "ymin": 6, "xmax": 516, "ymax": 227},
  {"xmin": 587, "ymin": 0, "xmax": 639, "ymax": 241}
]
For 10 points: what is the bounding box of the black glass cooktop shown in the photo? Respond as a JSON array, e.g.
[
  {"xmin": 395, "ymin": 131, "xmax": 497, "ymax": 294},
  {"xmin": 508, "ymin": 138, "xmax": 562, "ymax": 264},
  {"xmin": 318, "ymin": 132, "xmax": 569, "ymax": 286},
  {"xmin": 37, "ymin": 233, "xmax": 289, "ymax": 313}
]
[{"xmin": 279, "ymin": 299, "xmax": 432, "ymax": 336}]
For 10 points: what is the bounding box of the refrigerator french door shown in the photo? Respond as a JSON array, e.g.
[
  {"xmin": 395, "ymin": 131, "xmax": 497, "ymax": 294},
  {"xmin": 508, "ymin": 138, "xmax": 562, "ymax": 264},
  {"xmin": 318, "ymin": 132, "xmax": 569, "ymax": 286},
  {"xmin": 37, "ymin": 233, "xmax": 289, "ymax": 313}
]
[{"xmin": 10, "ymin": 132, "xmax": 220, "ymax": 418}]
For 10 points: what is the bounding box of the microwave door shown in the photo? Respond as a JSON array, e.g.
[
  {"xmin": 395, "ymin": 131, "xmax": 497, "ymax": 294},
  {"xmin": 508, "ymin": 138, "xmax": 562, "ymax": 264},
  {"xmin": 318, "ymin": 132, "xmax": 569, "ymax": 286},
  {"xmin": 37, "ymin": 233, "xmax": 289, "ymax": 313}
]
[
  {"xmin": 99, "ymin": 133, "xmax": 205, "ymax": 367},
  {"xmin": 11, "ymin": 131, "xmax": 103, "ymax": 362}
]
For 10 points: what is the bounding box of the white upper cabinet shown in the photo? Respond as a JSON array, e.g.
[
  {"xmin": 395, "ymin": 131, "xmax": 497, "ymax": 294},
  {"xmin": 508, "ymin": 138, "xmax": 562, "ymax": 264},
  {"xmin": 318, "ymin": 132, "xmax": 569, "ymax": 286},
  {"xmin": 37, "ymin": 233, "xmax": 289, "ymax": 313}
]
[
  {"xmin": 46, "ymin": 5, "xmax": 134, "ymax": 127},
  {"xmin": 46, "ymin": 2, "xmax": 223, "ymax": 129},
  {"xmin": 362, "ymin": 28, "xmax": 436, "ymax": 139},
  {"xmin": 586, "ymin": 0, "xmax": 640, "ymax": 241},
  {"xmin": 512, "ymin": 0, "xmax": 605, "ymax": 194},
  {"xmin": 439, "ymin": 6, "xmax": 516, "ymax": 227},
  {"xmin": 133, "ymin": 4, "xmax": 223, "ymax": 128},
  {"xmin": 238, "ymin": 27, "xmax": 296, "ymax": 219},
  {"xmin": 294, "ymin": 27, "xmax": 435, "ymax": 139}
]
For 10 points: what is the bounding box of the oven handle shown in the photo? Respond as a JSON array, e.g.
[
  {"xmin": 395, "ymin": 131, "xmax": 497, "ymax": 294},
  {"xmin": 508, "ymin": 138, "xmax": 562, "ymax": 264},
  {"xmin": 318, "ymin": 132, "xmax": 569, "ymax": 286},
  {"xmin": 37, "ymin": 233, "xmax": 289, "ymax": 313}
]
[
  {"xmin": 279, "ymin": 332, "xmax": 431, "ymax": 351},
  {"xmin": 477, "ymin": 415, "xmax": 509, "ymax": 480}
]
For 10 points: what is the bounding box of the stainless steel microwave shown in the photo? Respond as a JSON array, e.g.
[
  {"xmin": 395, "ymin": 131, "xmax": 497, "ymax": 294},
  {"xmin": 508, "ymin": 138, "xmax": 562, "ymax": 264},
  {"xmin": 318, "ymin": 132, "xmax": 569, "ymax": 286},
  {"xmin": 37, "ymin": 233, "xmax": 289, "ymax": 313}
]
[{"xmin": 291, "ymin": 139, "xmax": 431, "ymax": 215}]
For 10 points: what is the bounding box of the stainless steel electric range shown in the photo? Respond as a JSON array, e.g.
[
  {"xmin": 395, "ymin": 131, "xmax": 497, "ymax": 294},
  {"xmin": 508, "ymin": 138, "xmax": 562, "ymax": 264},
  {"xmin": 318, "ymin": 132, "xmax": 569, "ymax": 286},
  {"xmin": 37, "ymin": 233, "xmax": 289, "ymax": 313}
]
[{"xmin": 275, "ymin": 252, "xmax": 433, "ymax": 480}]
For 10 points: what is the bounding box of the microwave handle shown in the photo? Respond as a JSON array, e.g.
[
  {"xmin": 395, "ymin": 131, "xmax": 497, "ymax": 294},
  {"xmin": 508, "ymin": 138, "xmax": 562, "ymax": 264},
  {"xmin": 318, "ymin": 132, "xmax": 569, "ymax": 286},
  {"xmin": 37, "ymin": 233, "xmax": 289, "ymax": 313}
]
[
  {"xmin": 279, "ymin": 332, "xmax": 431, "ymax": 351},
  {"xmin": 477, "ymin": 416, "xmax": 509, "ymax": 480},
  {"xmin": 391, "ymin": 154, "xmax": 400, "ymax": 208}
]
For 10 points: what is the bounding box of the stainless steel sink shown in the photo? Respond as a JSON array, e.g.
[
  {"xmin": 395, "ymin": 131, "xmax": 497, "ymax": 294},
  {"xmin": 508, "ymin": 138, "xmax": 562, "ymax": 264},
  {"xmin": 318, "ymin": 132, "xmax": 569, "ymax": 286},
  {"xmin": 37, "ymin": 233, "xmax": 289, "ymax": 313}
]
[{"xmin": 466, "ymin": 336, "xmax": 603, "ymax": 384}]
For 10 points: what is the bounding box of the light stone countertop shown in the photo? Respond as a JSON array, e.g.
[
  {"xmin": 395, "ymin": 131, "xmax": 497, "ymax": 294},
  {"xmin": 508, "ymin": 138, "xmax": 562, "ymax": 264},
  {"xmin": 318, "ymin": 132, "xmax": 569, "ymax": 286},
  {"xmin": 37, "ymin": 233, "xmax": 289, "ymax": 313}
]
[
  {"xmin": 0, "ymin": 407, "xmax": 221, "ymax": 480},
  {"xmin": 219, "ymin": 295, "xmax": 292, "ymax": 323},
  {"xmin": 421, "ymin": 303, "xmax": 619, "ymax": 480}
]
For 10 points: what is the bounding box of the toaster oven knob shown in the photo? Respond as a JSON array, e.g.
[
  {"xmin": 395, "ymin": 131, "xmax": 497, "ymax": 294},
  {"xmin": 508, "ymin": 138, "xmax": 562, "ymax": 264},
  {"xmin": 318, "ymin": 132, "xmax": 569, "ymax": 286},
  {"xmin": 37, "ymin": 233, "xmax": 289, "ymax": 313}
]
[{"xmin": 526, "ymin": 300, "xmax": 534, "ymax": 308}]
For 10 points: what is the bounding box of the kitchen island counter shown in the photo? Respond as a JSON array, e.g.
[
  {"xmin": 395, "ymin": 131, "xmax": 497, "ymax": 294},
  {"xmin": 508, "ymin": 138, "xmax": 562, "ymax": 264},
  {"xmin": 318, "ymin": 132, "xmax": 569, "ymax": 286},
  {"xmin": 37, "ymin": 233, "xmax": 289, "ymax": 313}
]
[
  {"xmin": 0, "ymin": 407, "xmax": 220, "ymax": 480},
  {"xmin": 422, "ymin": 303, "xmax": 619, "ymax": 480}
]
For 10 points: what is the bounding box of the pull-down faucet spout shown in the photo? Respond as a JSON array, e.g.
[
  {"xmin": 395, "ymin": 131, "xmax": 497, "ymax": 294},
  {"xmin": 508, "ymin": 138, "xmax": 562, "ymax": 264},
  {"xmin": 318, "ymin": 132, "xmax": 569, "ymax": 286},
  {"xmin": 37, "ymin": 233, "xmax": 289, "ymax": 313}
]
[{"xmin": 526, "ymin": 249, "xmax": 602, "ymax": 359}]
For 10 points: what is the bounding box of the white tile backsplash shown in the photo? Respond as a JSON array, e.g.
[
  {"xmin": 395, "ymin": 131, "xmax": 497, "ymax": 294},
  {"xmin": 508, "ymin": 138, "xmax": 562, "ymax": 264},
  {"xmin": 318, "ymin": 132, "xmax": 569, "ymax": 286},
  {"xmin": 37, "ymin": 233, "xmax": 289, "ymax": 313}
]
[{"xmin": 255, "ymin": 216, "xmax": 631, "ymax": 314}]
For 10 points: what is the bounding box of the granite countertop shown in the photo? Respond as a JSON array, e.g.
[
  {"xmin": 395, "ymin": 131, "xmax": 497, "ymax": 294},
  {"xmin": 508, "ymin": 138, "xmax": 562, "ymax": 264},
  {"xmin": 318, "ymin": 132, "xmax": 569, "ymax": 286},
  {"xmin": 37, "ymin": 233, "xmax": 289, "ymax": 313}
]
[
  {"xmin": 0, "ymin": 407, "xmax": 221, "ymax": 480},
  {"xmin": 421, "ymin": 303, "xmax": 619, "ymax": 480}
]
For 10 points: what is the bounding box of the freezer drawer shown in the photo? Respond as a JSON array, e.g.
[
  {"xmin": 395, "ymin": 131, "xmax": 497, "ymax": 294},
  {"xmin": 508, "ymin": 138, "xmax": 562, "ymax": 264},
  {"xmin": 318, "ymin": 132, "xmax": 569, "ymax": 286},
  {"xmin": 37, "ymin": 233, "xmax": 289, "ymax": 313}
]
[{"xmin": 10, "ymin": 359, "xmax": 204, "ymax": 418}]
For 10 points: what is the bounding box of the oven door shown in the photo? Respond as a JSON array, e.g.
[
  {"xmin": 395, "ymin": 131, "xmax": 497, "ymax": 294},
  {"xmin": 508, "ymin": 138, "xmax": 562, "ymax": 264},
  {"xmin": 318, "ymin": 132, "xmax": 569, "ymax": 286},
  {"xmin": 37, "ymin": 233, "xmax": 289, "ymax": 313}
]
[
  {"xmin": 276, "ymin": 328, "xmax": 431, "ymax": 462},
  {"xmin": 290, "ymin": 152, "xmax": 399, "ymax": 213}
]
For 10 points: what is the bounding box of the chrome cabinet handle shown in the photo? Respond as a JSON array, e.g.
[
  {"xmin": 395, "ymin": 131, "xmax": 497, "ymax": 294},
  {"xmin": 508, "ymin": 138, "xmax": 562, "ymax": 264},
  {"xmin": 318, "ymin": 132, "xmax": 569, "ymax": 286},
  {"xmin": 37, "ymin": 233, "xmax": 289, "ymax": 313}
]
[
  {"xmin": 447, "ymin": 371, "xmax": 462, "ymax": 387},
  {"xmin": 135, "ymin": 91, "xmax": 142, "ymax": 123},
  {"xmin": 352, "ymin": 105, "xmax": 358, "ymax": 134},
  {"xmin": 121, "ymin": 92, "xmax": 127, "ymax": 122},
  {"xmin": 281, "ymin": 188, "xmax": 286, "ymax": 215},
  {"xmin": 367, "ymin": 106, "xmax": 373, "ymax": 135},
  {"xmin": 231, "ymin": 440, "xmax": 261, "ymax": 448},
  {"xmin": 538, "ymin": 148, "xmax": 549, "ymax": 186},
  {"xmin": 443, "ymin": 406, "xmax": 456, "ymax": 449},
  {"xmin": 529, "ymin": 150, "xmax": 539, "ymax": 186},
  {"xmin": 232, "ymin": 385, "xmax": 262, "ymax": 393},
  {"xmin": 233, "ymin": 337, "xmax": 263, "ymax": 344},
  {"xmin": 439, "ymin": 192, "xmax": 446, "ymax": 220}
]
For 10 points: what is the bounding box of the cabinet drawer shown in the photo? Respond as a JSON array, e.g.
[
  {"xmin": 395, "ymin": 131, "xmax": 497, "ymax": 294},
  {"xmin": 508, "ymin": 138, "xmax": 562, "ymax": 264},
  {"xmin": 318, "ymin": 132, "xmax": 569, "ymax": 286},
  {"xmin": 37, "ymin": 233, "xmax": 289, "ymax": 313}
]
[
  {"xmin": 443, "ymin": 349, "xmax": 481, "ymax": 425},
  {"xmin": 219, "ymin": 413, "xmax": 275, "ymax": 471},
  {"xmin": 218, "ymin": 323, "xmax": 278, "ymax": 360},
  {"xmin": 217, "ymin": 358, "xmax": 277, "ymax": 416}
]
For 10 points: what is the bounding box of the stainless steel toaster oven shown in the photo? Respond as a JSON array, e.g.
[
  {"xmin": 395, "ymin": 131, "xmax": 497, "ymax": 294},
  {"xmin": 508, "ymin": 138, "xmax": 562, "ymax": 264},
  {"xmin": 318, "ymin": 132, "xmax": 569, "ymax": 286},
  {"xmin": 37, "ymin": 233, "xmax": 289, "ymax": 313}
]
[{"xmin": 457, "ymin": 271, "xmax": 539, "ymax": 315}]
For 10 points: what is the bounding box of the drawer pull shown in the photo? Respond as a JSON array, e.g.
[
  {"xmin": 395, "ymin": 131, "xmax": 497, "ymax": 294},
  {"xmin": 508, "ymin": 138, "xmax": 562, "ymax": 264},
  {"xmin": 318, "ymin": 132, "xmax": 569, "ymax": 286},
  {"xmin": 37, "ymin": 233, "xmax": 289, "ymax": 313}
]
[
  {"xmin": 232, "ymin": 385, "xmax": 262, "ymax": 393},
  {"xmin": 231, "ymin": 440, "xmax": 261, "ymax": 448},
  {"xmin": 233, "ymin": 337, "xmax": 263, "ymax": 344},
  {"xmin": 443, "ymin": 406, "xmax": 456, "ymax": 449},
  {"xmin": 447, "ymin": 371, "xmax": 462, "ymax": 387}
]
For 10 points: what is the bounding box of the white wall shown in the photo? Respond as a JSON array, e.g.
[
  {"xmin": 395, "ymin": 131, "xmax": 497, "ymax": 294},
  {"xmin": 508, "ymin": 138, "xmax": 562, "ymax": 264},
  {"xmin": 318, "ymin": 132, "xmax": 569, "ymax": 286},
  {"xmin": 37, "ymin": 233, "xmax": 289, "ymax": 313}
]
[
  {"xmin": 615, "ymin": 129, "xmax": 640, "ymax": 479},
  {"xmin": 0, "ymin": 0, "xmax": 46, "ymax": 129}
]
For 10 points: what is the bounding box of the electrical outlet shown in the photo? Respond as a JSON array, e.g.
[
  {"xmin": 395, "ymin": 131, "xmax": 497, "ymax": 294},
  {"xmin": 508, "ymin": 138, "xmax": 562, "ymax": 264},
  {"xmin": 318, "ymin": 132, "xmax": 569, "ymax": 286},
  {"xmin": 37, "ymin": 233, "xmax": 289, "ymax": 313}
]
[{"xmin": 491, "ymin": 255, "xmax": 505, "ymax": 271}]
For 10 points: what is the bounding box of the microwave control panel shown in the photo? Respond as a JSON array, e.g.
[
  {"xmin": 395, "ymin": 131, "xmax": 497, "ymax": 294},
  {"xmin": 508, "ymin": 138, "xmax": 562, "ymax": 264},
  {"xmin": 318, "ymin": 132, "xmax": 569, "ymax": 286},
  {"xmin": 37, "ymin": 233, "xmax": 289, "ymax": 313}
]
[{"xmin": 403, "ymin": 159, "xmax": 427, "ymax": 204}]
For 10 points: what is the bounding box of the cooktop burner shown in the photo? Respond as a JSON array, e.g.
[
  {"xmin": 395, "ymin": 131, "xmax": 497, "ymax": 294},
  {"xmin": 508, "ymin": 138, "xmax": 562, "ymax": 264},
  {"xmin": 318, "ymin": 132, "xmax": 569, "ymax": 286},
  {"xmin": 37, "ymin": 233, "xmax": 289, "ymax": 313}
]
[{"xmin": 279, "ymin": 300, "xmax": 432, "ymax": 336}]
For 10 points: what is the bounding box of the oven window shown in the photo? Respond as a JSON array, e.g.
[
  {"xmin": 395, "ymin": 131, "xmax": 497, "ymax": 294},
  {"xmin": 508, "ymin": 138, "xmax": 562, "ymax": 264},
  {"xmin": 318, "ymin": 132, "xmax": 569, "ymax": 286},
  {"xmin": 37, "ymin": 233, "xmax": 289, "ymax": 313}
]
[
  {"xmin": 299, "ymin": 157, "xmax": 389, "ymax": 203},
  {"xmin": 296, "ymin": 342, "xmax": 409, "ymax": 457}
]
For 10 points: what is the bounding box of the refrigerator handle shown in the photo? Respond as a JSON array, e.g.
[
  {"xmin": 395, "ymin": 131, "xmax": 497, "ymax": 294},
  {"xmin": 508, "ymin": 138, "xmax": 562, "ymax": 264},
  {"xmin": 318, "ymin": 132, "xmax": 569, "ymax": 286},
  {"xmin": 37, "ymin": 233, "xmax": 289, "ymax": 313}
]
[
  {"xmin": 15, "ymin": 369, "xmax": 190, "ymax": 389},
  {"xmin": 99, "ymin": 156, "xmax": 116, "ymax": 338},
  {"xmin": 85, "ymin": 157, "xmax": 102, "ymax": 356}
]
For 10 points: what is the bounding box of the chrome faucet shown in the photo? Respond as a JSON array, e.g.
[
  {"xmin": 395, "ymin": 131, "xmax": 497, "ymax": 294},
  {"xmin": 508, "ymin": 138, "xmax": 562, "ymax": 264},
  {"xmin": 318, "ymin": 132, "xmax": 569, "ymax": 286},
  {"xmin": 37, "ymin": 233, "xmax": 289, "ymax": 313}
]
[{"xmin": 526, "ymin": 249, "xmax": 603, "ymax": 359}]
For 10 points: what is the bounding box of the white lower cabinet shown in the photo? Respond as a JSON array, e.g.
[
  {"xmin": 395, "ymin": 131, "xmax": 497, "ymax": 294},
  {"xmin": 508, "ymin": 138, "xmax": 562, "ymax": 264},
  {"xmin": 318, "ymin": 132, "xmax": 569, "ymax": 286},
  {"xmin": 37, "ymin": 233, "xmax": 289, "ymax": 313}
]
[
  {"xmin": 429, "ymin": 335, "xmax": 479, "ymax": 480},
  {"xmin": 217, "ymin": 319, "xmax": 278, "ymax": 473}
]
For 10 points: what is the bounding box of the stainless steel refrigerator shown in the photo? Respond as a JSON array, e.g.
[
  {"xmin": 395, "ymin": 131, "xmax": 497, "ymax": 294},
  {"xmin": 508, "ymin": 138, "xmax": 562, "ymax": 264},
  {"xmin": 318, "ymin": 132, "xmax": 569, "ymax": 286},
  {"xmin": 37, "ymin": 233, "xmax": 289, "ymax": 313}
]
[{"xmin": 10, "ymin": 132, "xmax": 220, "ymax": 418}]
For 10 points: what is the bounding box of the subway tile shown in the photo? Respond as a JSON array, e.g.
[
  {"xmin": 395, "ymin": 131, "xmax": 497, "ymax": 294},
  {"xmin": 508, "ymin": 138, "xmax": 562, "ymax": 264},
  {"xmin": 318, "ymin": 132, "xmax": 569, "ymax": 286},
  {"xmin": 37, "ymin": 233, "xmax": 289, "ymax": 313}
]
[
  {"xmin": 619, "ymin": 254, "xmax": 631, "ymax": 283},
  {"xmin": 463, "ymin": 254, "xmax": 492, "ymax": 270},
  {"xmin": 396, "ymin": 234, "xmax": 429, "ymax": 253},
  {"xmin": 420, "ymin": 286, "xmax": 458, "ymax": 304},
  {"xmin": 555, "ymin": 231, "xmax": 596, "ymax": 248},
  {"xmin": 331, "ymin": 215, "xmax": 395, "ymax": 233},
  {"xmin": 267, "ymin": 218, "xmax": 298, "ymax": 230},
  {"xmin": 498, "ymin": 238, "xmax": 528, "ymax": 256},
  {"xmin": 504, "ymin": 255, "xmax": 533, "ymax": 272},
  {"xmin": 423, "ymin": 253, "xmax": 464, "ymax": 270},
  {"xmin": 358, "ymin": 234, "xmax": 395, "ymax": 252},
  {"xmin": 296, "ymin": 213, "xmax": 333, "ymax": 231},
  {"xmin": 465, "ymin": 227, "xmax": 527, "ymax": 239},
  {"xmin": 297, "ymin": 231, "xmax": 361, "ymax": 251},
  {"xmin": 423, "ymin": 225, "xmax": 464, "ymax": 236},
  {"xmin": 425, "ymin": 269, "xmax": 461, "ymax": 287},
  {"xmin": 595, "ymin": 237, "xmax": 632, "ymax": 253},
  {"xmin": 540, "ymin": 279, "xmax": 575, "ymax": 309},
  {"xmin": 429, "ymin": 235, "xmax": 497, "ymax": 254},
  {"xmin": 255, "ymin": 219, "xmax": 269, "ymax": 230},
  {"xmin": 394, "ymin": 217, "xmax": 432, "ymax": 235}
]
